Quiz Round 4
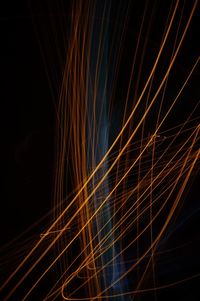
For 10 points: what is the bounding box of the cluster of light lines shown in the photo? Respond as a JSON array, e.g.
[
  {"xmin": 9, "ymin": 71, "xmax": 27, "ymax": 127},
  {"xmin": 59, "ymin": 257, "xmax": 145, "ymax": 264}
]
[{"xmin": 1, "ymin": 0, "xmax": 200, "ymax": 300}]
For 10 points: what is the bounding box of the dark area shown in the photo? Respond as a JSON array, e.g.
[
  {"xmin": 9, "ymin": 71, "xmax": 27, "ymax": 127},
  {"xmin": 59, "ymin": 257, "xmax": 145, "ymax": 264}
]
[{"xmin": 1, "ymin": 1, "xmax": 55, "ymax": 243}]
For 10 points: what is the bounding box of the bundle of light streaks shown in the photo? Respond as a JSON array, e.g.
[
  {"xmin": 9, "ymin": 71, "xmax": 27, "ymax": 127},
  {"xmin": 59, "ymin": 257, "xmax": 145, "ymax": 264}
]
[{"xmin": 1, "ymin": 0, "xmax": 200, "ymax": 300}]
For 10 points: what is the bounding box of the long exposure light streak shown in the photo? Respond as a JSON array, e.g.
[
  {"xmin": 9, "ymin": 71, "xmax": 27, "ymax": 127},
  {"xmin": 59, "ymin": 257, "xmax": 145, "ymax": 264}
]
[{"xmin": 1, "ymin": 1, "xmax": 199, "ymax": 300}]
